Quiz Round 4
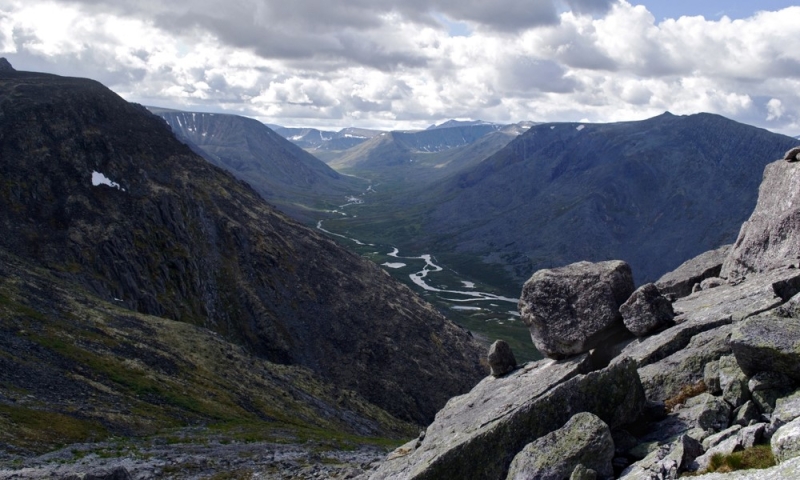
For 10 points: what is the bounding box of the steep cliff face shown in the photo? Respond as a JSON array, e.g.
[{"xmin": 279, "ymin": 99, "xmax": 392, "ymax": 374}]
[{"xmin": 0, "ymin": 69, "xmax": 484, "ymax": 424}]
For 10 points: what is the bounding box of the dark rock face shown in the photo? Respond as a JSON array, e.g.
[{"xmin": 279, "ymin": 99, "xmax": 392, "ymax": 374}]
[
  {"xmin": 0, "ymin": 57, "xmax": 14, "ymax": 72},
  {"xmin": 505, "ymin": 412, "xmax": 614, "ymax": 480},
  {"xmin": 370, "ymin": 358, "xmax": 644, "ymax": 480},
  {"xmin": 488, "ymin": 340, "xmax": 517, "ymax": 377},
  {"xmin": 722, "ymin": 160, "xmax": 800, "ymax": 279},
  {"xmin": 0, "ymin": 69, "xmax": 484, "ymax": 424},
  {"xmin": 655, "ymin": 244, "xmax": 731, "ymax": 300},
  {"xmin": 519, "ymin": 260, "xmax": 634, "ymax": 359},
  {"xmin": 636, "ymin": 325, "xmax": 732, "ymax": 402},
  {"xmin": 620, "ymin": 283, "xmax": 675, "ymax": 337},
  {"xmin": 63, "ymin": 467, "xmax": 133, "ymax": 480}
]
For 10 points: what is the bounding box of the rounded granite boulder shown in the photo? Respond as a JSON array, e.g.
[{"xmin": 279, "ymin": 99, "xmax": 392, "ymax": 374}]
[{"xmin": 519, "ymin": 260, "xmax": 635, "ymax": 359}]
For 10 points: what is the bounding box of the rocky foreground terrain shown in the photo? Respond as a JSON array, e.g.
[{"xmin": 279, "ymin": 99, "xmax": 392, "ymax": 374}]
[{"xmin": 370, "ymin": 151, "xmax": 800, "ymax": 479}]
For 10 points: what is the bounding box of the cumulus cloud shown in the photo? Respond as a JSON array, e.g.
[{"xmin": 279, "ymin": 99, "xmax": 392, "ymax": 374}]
[
  {"xmin": 0, "ymin": 0, "xmax": 799, "ymax": 135},
  {"xmin": 767, "ymin": 98, "xmax": 785, "ymax": 121}
]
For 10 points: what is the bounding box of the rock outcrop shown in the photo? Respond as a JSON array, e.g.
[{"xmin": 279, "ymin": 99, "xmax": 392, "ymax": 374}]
[
  {"xmin": 722, "ymin": 159, "xmax": 800, "ymax": 279},
  {"xmin": 370, "ymin": 156, "xmax": 800, "ymax": 479},
  {"xmin": 730, "ymin": 313, "xmax": 800, "ymax": 381},
  {"xmin": 506, "ymin": 412, "xmax": 615, "ymax": 480},
  {"xmin": 655, "ymin": 245, "xmax": 731, "ymax": 300},
  {"xmin": 519, "ymin": 260, "xmax": 634, "ymax": 359},
  {"xmin": 370, "ymin": 358, "xmax": 644, "ymax": 479}
]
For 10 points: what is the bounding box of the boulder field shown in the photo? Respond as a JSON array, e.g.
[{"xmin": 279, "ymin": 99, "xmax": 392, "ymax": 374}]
[{"xmin": 371, "ymin": 151, "xmax": 800, "ymax": 479}]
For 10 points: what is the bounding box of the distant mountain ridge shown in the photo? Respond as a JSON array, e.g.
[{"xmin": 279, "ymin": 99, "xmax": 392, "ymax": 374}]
[
  {"xmin": 272, "ymin": 126, "xmax": 383, "ymax": 151},
  {"xmin": 421, "ymin": 112, "xmax": 799, "ymax": 285},
  {"xmin": 150, "ymin": 108, "xmax": 365, "ymax": 222},
  {"xmin": 314, "ymin": 122, "xmax": 532, "ymax": 185}
]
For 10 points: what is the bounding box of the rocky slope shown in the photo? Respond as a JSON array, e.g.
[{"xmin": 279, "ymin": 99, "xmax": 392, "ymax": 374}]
[
  {"xmin": 0, "ymin": 246, "xmax": 414, "ymax": 456},
  {"xmin": 422, "ymin": 113, "xmax": 799, "ymax": 285},
  {"xmin": 150, "ymin": 108, "xmax": 366, "ymax": 222},
  {"xmin": 0, "ymin": 65, "xmax": 485, "ymax": 426},
  {"xmin": 371, "ymin": 150, "xmax": 800, "ymax": 479}
]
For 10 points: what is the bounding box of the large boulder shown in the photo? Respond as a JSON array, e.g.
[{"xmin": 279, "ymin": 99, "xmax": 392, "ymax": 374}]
[
  {"xmin": 519, "ymin": 260, "xmax": 635, "ymax": 359},
  {"xmin": 773, "ymin": 417, "xmax": 800, "ymax": 464},
  {"xmin": 506, "ymin": 412, "xmax": 614, "ymax": 480},
  {"xmin": 722, "ymin": 160, "xmax": 800, "ymax": 279},
  {"xmin": 730, "ymin": 313, "xmax": 800, "ymax": 382},
  {"xmin": 656, "ymin": 245, "xmax": 732, "ymax": 300},
  {"xmin": 370, "ymin": 358, "xmax": 645, "ymax": 480},
  {"xmin": 620, "ymin": 283, "xmax": 675, "ymax": 337}
]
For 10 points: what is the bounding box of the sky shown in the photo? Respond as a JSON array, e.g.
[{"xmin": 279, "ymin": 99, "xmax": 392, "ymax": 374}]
[{"xmin": 1, "ymin": 0, "xmax": 800, "ymax": 135}]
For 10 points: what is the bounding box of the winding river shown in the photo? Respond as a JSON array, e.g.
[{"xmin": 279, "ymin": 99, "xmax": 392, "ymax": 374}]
[{"xmin": 386, "ymin": 248, "xmax": 518, "ymax": 304}]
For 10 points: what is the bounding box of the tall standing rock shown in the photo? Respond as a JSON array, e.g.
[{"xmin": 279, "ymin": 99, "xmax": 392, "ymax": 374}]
[
  {"xmin": 722, "ymin": 159, "xmax": 800, "ymax": 279},
  {"xmin": 519, "ymin": 260, "xmax": 635, "ymax": 359}
]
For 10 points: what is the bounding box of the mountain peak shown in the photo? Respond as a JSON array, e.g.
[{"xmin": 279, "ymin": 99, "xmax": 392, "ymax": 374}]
[{"xmin": 0, "ymin": 57, "xmax": 15, "ymax": 72}]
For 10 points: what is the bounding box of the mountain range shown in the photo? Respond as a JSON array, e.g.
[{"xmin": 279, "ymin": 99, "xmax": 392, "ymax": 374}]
[
  {"xmin": 271, "ymin": 126, "xmax": 382, "ymax": 151},
  {"xmin": 322, "ymin": 113, "xmax": 799, "ymax": 293},
  {"xmin": 0, "ymin": 61, "xmax": 485, "ymax": 462},
  {"xmin": 150, "ymin": 107, "xmax": 366, "ymax": 222}
]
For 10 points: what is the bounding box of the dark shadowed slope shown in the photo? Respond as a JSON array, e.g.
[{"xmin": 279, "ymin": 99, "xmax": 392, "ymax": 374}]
[
  {"xmin": 0, "ymin": 68, "xmax": 484, "ymax": 424},
  {"xmin": 421, "ymin": 113, "xmax": 799, "ymax": 285}
]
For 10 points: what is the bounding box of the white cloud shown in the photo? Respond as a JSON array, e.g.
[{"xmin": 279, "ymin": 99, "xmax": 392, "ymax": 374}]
[
  {"xmin": 0, "ymin": 0, "xmax": 799, "ymax": 135},
  {"xmin": 767, "ymin": 98, "xmax": 785, "ymax": 121}
]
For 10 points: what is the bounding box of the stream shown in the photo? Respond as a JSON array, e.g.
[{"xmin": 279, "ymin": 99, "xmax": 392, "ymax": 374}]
[{"xmin": 315, "ymin": 191, "xmax": 538, "ymax": 361}]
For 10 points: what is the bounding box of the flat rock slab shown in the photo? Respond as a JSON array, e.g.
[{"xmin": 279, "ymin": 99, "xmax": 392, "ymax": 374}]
[
  {"xmin": 519, "ymin": 260, "xmax": 634, "ymax": 359},
  {"xmin": 637, "ymin": 325, "xmax": 732, "ymax": 402},
  {"xmin": 656, "ymin": 244, "xmax": 731, "ymax": 300},
  {"xmin": 615, "ymin": 269, "xmax": 800, "ymax": 371},
  {"xmin": 370, "ymin": 358, "xmax": 644, "ymax": 480}
]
